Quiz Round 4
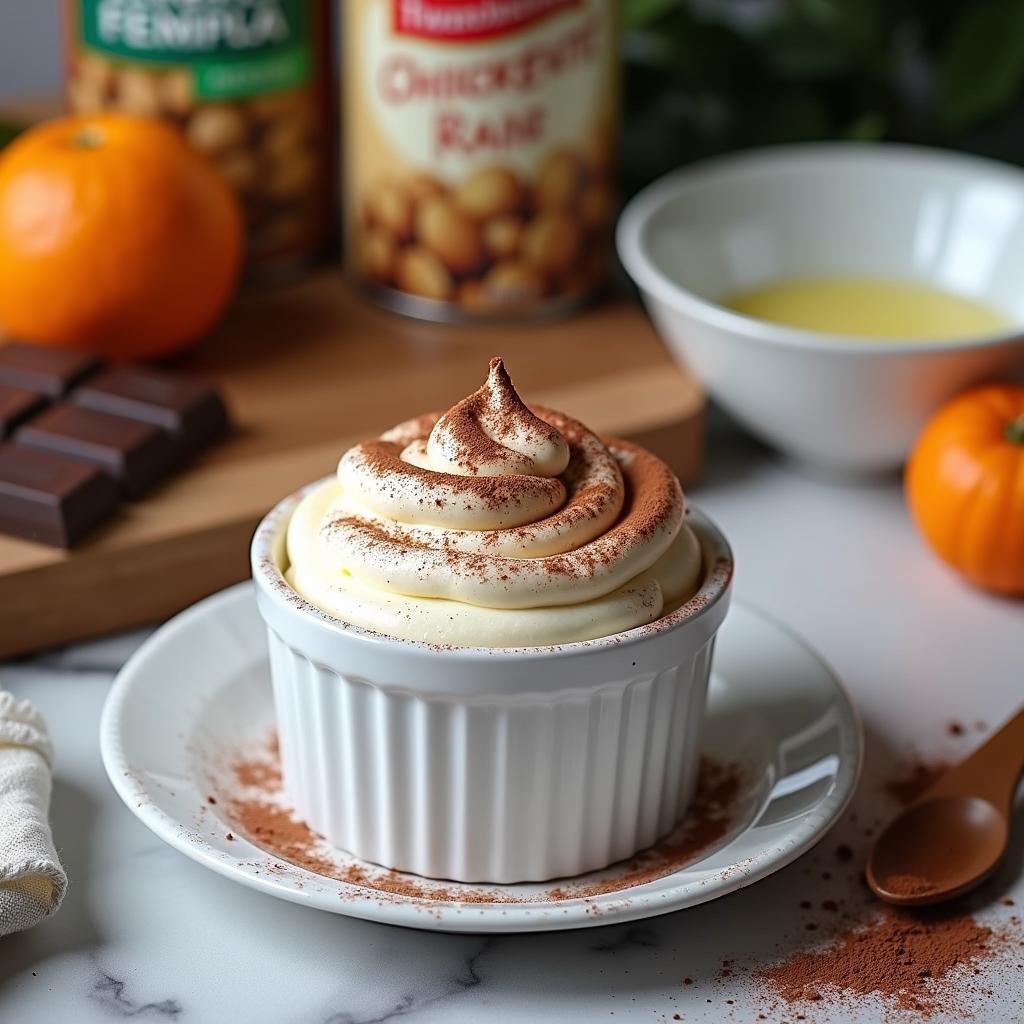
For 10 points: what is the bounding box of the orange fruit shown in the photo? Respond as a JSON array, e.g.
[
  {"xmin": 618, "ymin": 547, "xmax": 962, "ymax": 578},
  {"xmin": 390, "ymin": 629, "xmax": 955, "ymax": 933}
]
[{"xmin": 0, "ymin": 114, "xmax": 242, "ymax": 360}]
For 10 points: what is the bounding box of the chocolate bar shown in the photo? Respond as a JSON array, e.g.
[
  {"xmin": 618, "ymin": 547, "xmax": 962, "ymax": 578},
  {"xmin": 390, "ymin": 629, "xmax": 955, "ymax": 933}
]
[
  {"xmin": 72, "ymin": 367, "xmax": 229, "ymax": 452},
  {"xmin": 0, "ymin": 342, "xmax": 100, "ymax": 397},
  {"xmin": 16, "ymin": 404, "xmax": 180, "ymax": 500},
  {"xmin": 0, "ymin": 386, "xmax": 47, "ymax": 439},
  {"xmin": 0, "ymin": 445, "xmax": 120, "ymax": 547},
  {"xmin": 0, "ymin": 342, "xmax": 231, "ymax": 548}
]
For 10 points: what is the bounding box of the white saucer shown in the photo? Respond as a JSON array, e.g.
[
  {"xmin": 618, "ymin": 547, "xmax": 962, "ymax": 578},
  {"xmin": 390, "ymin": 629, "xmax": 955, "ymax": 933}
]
[{"xmin": 100, "ymin": 583, "xmax": 861, "ymax": 933}]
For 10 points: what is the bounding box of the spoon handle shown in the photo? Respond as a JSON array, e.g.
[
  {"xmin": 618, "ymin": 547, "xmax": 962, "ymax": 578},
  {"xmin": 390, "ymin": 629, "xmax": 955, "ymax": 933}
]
[{"xmin": 928, "ymin": 704, "xmax": 1024, "ymax": 813}]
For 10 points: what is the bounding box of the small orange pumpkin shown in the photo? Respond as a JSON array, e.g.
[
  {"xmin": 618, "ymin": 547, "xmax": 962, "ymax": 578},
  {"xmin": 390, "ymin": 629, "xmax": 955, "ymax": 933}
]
[{"xmin": 906, "ymin": 384, "xmax": 1024, "ymax": 595}]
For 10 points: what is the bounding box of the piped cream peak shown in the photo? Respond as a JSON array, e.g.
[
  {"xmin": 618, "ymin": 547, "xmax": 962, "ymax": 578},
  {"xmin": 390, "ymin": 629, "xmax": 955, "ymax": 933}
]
[
  {"xmin": 286, "ymin": 360, "xmax": 702, "ymax": 646},
  {"xmin": 424, "ymin": 357, "xmax": 570, "ymax": 478}
]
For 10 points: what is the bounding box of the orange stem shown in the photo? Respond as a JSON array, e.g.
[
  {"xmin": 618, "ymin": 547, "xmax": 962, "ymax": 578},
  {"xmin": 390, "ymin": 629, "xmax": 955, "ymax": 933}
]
[
  {"xmin": 1006, "ymin": 414, "xmax": 1024, "ymax": 445},
  {"xmin": 71, "ymin": 125, "xmax": 104, "ymax": 150}
]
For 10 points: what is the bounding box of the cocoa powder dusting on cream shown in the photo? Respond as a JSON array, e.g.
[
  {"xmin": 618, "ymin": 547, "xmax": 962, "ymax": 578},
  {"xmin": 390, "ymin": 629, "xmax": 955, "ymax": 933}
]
[
  {"xmin": 356, "ymin": 438, "xmax": 564, "ymax": 509},
  {"xmin": 332, "ymin": 433, "xmax": 681, "ymax": 590},
  {"xmin": 439, "ymin": 358, "xmax": 561, "ymax": 476}
]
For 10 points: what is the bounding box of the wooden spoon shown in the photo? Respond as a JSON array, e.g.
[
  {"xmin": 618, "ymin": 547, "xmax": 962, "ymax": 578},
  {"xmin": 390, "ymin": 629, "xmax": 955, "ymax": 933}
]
[{"xmin": 867, "ymin": 705, "xmax": 1024, "ymax": 906}]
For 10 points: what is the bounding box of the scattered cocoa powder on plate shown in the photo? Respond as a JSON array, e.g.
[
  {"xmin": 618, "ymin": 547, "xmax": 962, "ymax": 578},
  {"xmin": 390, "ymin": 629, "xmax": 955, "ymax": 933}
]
[
  {"xmin": 230, "ymin": 800, "xmax": 338, "ymax": 878},
  {"xmin": 233, "ymin": 757, "xmax": 282, "ymax": 790},
  {"xmin": 222, "ymin": 737, "xmax": 742, "ymax": 905},
  {"xmin": 226, "ymin": 791, "xmax": 492, "ymax": 901},
  {"xmin": 230, "ymin": 734, "xmax": 282, "ymax": 792},
  {"xmin": 544, "ymin": 758, "xmax": 741, "ymax": 900}
]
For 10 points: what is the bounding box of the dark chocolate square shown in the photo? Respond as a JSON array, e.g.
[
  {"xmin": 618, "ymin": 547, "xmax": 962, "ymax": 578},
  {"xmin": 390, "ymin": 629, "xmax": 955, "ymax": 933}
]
[
  {"xmin": 15, "ymin": 403, "xmax": 178, "ymax": 500},
  {"xmin": 0, "ymin": 444, "xmax": 120, "ymax": 547},
  {"xmin": 0, "ymin": 342, "xmax": 101, "ymax": 397},
  {"xmin": 72, "ymin": 366, "xmax": 230, "ymax": 452},
  {"xmin": 0, "ymin": 385, "xmax": 48, "ymax": 439}
]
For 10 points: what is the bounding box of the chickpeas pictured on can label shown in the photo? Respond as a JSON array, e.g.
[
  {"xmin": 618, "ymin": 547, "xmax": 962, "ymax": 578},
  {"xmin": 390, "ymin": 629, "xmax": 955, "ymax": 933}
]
[
  {"xmin": 536, "ymin": 150, "xmax": 583, "ymax": 211},
  {"xmin": 186, "ymin": 105, "xmax": 248, "ymax": 155},
  {"xmin": 522, "ymin": 214, "xmax": 583, "ymax": 278},
  {"xmin": 416, "ymin": 198, "xmax": 487, "ymax": 276},
  {"xmin": 455, "ymin": 167, "xmax": 524, "ymax": 222},
  {"xmin": 62, "ymin": 0, "xmax": 334, "ymax": 280},
  {"xmin": 483, "ymin": 216, "xmax": 524, "ymax": 261},
  {"xmin": 484, "ymin": 261, "xmax": 547, "ymax": 306},
  {"xmin": 366, "ymin": 184, "xmax": 415, "ymax": 244},
  {"xmin": 397, "ymin": 246, "xmax": 455, "ymax": 302},
  {"xmin": 344, "ymin": 0, "xmax": 619, "ymax": 322}
]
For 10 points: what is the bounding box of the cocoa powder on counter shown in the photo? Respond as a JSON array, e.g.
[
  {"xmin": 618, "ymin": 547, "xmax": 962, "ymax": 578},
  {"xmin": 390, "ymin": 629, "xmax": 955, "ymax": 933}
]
[
  {"xmin": 760, "ymin": 903, "xmax": 1017, "ymax": 1017},
  {"xmin": 883, "ymin": 720, "xmax": 976, "ymax": 807},
  {"xmin": 742, "ymin": 719, "xmax": 1021, "ymax": 1020},
  {"xmin": 884, "ymin": 759, "xmax": 948, "ymax": 806}
]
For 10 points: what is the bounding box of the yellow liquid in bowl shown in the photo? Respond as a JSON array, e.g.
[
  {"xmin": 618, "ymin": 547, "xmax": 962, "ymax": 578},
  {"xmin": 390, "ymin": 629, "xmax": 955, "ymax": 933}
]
[{"xmin": 725, "ymin": 276, "xmax": 1008, "ymax": 340}]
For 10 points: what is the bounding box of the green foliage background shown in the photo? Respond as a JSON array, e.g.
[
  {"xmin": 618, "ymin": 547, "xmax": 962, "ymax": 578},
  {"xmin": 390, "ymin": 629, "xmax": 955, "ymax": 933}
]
[
  {"xmin": 5, "ymin": 1, "xmax": 1020, "ymax": 195},
  {"xmin": 623, "ymin": 0, "xmax": 1024, "ymax": 194}
]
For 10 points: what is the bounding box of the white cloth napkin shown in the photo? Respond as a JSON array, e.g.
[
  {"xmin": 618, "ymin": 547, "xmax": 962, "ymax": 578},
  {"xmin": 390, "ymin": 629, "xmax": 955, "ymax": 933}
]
[{"xmin": 0, "ymin": 690, "xmax": 66, "ymax": 937}]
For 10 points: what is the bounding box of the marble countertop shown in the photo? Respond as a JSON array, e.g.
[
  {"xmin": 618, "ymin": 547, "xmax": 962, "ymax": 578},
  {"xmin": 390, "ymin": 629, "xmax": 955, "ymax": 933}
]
[{"xmin": 1, "ymin": 433, "xmax": 1022, "ymax": 1024}]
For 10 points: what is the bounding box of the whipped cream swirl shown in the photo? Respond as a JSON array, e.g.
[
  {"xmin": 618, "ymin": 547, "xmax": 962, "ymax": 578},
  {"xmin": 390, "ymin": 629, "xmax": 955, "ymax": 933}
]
[{"xmin": 285, "ymin": 358, "xmax": 703, "ymax": 646}]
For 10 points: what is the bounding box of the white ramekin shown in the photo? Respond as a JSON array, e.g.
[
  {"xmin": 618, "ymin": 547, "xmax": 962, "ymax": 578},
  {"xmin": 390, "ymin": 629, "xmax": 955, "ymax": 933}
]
[{"xmin": 250, "ymin": 483, "xmax": 733, "ymax": 884}]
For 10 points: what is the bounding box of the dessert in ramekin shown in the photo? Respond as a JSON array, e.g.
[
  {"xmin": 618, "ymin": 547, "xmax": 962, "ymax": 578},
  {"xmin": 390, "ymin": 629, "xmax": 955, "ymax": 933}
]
[{"xmin": 251, "ymin": 359, "xmax": 733, "ymax": 883}]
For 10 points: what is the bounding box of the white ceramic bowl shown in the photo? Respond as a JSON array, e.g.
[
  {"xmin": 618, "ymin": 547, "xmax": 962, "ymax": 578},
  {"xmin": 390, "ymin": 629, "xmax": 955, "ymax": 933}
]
[
  {"xmin": 250, "ymin": 484, "xmax": 733, "ymax": 884},
  {"xmin": 617, "ymin": 143, "xmax": 1024, "ymax": 473}
]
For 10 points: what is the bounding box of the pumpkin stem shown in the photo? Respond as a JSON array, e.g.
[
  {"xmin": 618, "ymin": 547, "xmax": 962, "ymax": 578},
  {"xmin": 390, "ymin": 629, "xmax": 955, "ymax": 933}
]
[{"xmin": 1006, "ymin": 414, "xmax": 1024, "ymax": 445}]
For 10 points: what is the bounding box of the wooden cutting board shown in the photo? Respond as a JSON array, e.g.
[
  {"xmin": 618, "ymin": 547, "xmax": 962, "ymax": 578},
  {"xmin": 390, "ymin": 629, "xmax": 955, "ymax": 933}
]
[{"xmin": 0, "ymin": 274, "xmax": 704, "ymax": 659}]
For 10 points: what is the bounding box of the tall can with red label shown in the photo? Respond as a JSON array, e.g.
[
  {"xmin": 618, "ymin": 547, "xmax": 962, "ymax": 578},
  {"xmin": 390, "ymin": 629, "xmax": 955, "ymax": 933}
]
[{"xmin": 344, "ymin": 0, "xmax": 620, "ymax": 321}]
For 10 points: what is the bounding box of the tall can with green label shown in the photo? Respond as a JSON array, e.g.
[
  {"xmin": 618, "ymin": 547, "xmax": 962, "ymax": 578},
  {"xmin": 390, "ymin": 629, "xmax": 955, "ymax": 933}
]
[{"xmin": 63, "ymin": 0, "xmax": 334, "ymax": 279}]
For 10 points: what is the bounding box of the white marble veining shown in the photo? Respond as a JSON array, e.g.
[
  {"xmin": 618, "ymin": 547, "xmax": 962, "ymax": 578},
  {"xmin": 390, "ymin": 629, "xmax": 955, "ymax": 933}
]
[{"xmin": 1, "ymin": 430, "xmax": 1022, "ymax": 1024}]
